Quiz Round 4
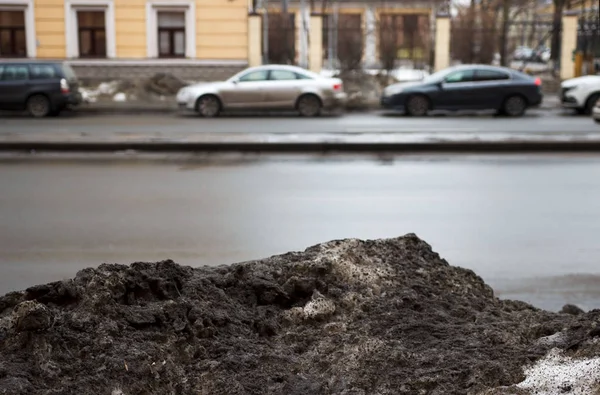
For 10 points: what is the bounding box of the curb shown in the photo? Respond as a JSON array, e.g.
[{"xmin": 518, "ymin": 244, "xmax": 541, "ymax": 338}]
[
  {"xmin": 74, "ymin": 102, "xmax": 561, "ymax": 115},
  {"xmin": 3, "ymin": 141, "xmax": 600, "ymax": 154}
]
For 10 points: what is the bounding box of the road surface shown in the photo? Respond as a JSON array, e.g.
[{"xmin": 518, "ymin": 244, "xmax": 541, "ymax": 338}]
[
  {"xmin": 1, "ymin": 111, "xmax": 598, "ymax": 136},
  {"xmin": 1, "ymin": 154, "xmax": 600, "ymax": 311}
]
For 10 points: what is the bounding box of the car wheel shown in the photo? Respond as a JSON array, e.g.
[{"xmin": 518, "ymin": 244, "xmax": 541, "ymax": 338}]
[
  {"xmin": 584, "ymin": 93, "xmax": 599, "ymax": 116},
  {"xmin": 502, "ymin": 95, "xmax": 527, "ymax": 117},
  {"xmin": 405, "ymin": 95, "xmax": 429, "ymax": 117},
  {"xmin": 26, "ymin": 94, "xmax": 51, "ymax": 118},
  {"xmin": 297, "ymin": 94, "xmax": 322, "ymax": 117},
  {"xmin": 195, "ymin": 95, "xmax": 221, "ymax": 118}
]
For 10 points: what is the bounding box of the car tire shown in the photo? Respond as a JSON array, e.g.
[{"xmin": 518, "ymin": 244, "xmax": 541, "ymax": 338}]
[
  {"xmin": 195, "ymin": 95, "xmax": 221, "ymax": 118},
  {"xmin": 297, "ymin": 94, "xmax": 322, "ymax": 117},
  {"xmin": 584, "ymin": 93, "xmax": 599, "ymax": 116},
  {"xmin": 26, "ymin": 94, "xmax": 51, "ymax": 118},
  {"xmin": 502, "ymin": 95, "xmax": 527, "ymax": 117},
  {"xmin": 405, "ymin": 95, "xmax": 429, "ymax": 117}
]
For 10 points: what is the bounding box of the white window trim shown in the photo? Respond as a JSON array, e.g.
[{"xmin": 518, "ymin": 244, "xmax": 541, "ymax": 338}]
[
  {"xmin": 146, "ymin": 0, "xmax": 196, "ymax": 59},
  {"xmin": 0, "ymin": 0, "xmax": 36, "ymax": 58},
  {"xmin": 65, "ymin": 0, "xmax": 116, "ymax": 59}
]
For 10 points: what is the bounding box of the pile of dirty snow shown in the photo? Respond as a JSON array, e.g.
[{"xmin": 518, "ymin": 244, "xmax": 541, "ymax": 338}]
[{"xmin": 1, "ymin": 234, "xmax": 599, "ymax": 395}]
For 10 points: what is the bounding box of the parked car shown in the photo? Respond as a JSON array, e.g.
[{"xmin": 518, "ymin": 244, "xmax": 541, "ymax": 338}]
[
  {"xmin": 593, "ymin": 97, "xmax": 600, "ymax": 124},
  {"xmin": 0, "ymin": 60, "xmax": 81, "ymax": 117},
  {"xmin": 381, "ymin": 64, "xmax": 543, "ymax": 117},
  {"xmin": 560, "ymin": 75, "xmax": 600, "ymax": 115},
  {"xmin": 176, "ymin": 65, "xmax": 347, "ymax": 117}
]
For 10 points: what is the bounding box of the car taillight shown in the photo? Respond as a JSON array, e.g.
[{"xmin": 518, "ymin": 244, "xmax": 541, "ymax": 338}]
[
  {"xmin": 534, "ymin": 77, "xmax": 541, "ymax": 86},
  {"xmin": 333, "ymin": 83, "xmax": 342, "ymax": 91},
  {"xmin": 60, "ymin": 78, "xmax": 70, "ymax": 94}
]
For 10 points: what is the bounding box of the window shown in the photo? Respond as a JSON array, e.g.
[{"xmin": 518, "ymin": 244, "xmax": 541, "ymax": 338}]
[
  {"xmin": 0, "ymin": 10, "xmax": 27, "ymax": 57},
  {"xmin": 0, "ymin": 64, "xmax": 29, "ymax": 81},
  {"xmin": 157, "ymin": 11, "xmax": 185, "ymax": 58},
  {"xmin": 269, "ymin": 70, "xmax": 297, "ymax": 81},
  {"xmin": 238, "ymin": 70, "xmax": 268, "ymax": 82},
  {"xmin": 444, "ymin": 70, "xmax": 475, "ymax": 83},
  {"xmin": 29, "ymin": 64, "xmax": 57, "ymax": 80},
  {"xmin": 295, "ymin": 72, "xmax": 313, "ymax": 80},
  {"xmin": 474, "ymin": 70, "xmax": 510, "ymax": 82},
  {"xmin": 77, "ymin": 11, "xmax": 106, "ymax": 58}
]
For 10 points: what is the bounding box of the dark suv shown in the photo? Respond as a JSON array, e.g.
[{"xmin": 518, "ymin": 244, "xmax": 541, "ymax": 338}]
[{"xmin": 0, "ymin": 61, "xmax": 82, "ymax": 117}]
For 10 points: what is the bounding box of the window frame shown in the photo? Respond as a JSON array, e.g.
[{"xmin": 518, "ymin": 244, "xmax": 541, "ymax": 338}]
[
  {"xmin": 0, "ymin": 10, "xmax": 27, "ymax": 58},
  {"xmin": 146, "ymin": 1, "xmax": 196, "ymax": 59},
  {"xmin": 0, "ymin": 1, "xmax": 36, "ymax": 58},
  {"xmin": 157, "ymin": 11, "xmax": 186, "ymax": 58},
  {"xmin": 65, "ymin": 0, "xmax": 115, "ymax": 59},
  {"xmin": 76, "ymin": 10, "xmax": 107, "ymax": 58}
]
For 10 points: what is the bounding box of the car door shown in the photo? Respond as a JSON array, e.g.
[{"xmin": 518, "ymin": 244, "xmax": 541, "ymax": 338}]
[
  {"xmin": 263, "ymin": 69, "xmax": 303, "ymax": 109},
  {"xmin": 472, "ymin": 68, "xmax": 512, "ymax": 109},
  {"xmin": 0, "ymin": 63, "xmax": 30, "ymax": 110},
  {"xmin": 438, "ymin": 68, "xmax": 477, "ymax": 110},
  {"xmin": 219, "ymin": 69, "xmax": 269, "ymax": 109}
]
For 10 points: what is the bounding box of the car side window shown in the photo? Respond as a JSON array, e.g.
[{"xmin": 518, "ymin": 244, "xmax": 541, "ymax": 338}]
[
  {"xmin": 0, "ymin": 64, "xmax": 29, "ymax": 81},
  {"xmin": 295, "ymin": 72, "xmax": 314, "ymax": 80},
  {"xmin": 238, "ymin": 70, "xmax": 268, "ymax": 82},
  {"xmin": 474, "ymin": 70, "xmax": 510, "ymax": 82},
  {"xmin": 269, "ymin": 70, "xmax": 298, "ymax": 81},
  {"xmin": 444, "ymin": 70, "xmax": 475, "ymax": 83},
  {"xmin": 30, "ymin": 64, "xmax": 57, "ymax": 80}
]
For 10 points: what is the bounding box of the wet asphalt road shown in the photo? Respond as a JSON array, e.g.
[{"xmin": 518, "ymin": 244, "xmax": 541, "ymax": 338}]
[
  {"xmin": 1, "ymin": 154, "xmax": 600, "ymax": 311},
  {"xmin": 0, "ymin": 110, "xmax": 598, "ymax": 135}
]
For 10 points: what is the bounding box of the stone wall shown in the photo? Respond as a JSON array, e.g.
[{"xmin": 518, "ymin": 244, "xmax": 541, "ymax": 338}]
[{"xmin": 70, "ymin": 63, "xmax": 247, "ymax": 83}]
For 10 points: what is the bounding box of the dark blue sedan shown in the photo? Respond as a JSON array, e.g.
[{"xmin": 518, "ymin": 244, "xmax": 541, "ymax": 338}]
[{"xmin": 381, "ymin": 65, "xmax": 543, "ymax": 117}]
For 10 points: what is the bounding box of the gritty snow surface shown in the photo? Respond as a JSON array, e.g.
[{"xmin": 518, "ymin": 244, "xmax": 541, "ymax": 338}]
[{"xmin": 517, "ymin": 348, "xmax": 600, "ymax": 394}]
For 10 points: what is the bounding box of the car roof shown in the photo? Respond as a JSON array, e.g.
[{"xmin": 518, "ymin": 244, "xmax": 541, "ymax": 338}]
[
  {"xmin": 242, "ymin": 64, "xmax": 320, "ymax": 77},
  {"xmin": 450, "ymin": 64, "xmax": 516, "ymax": 74}
]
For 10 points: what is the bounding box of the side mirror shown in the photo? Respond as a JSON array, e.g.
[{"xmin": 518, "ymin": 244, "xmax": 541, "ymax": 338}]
[{"xmin": 232, "ymin": 80, "xmax": 238, "ymax": 84}]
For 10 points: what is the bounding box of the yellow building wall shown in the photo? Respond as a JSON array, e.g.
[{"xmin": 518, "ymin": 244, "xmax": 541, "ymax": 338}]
[
  {"xmin": 196, "ymin": 0, "xmax": 248, "ymax": 60},
  {"xmin": 115, "ymin": 0, "xmax": 146, "ymax": 58},
  {"xmin": 34, "ymin": 0, "xmax": 66, "ymax": 58}
]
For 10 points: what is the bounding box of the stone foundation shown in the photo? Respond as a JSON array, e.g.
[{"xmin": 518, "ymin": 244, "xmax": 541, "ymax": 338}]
[{"xmin": 68, "ymin": 61, "xmax": 247, "ymax": 83}]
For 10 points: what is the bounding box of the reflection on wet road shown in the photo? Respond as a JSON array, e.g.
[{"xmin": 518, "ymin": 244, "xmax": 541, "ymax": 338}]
[{"xmin": 2, "ymin": 154, "xmax": 600, "ymax": 311}]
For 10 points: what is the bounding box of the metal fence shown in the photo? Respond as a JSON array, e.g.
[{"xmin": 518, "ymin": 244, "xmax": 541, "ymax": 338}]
[
  {"xmin": 450, "ymin": 17, "xmax": 558, "ymax": 66},
  {"xmin": 322, "ymin": 13, "xmax": 363, "ymax": 70},
  {"xmin": 578, "ymin": 10, "xmax": 600, "ymax": 58},
  {"xmin": 378, "ymin": 13, "xmax": 431, "ymax": 70},
  {"xmin": 265, "ymin": 13, "xmax": 296, "ymax": 64}
]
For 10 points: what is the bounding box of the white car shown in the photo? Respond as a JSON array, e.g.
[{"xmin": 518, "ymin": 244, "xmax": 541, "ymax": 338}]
[
  {"xmin": 176, "ymin": 64, "xmax": 347, "ymax": 117},
  {"xmin": 560, "ymin": 75, "xmax": 600, "ymax": 115}
]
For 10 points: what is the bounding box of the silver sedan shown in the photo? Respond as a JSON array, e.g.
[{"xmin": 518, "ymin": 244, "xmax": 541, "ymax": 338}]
[{"xmin": 176, "ymin": 65, "xmax": 347, "ymax": 117}]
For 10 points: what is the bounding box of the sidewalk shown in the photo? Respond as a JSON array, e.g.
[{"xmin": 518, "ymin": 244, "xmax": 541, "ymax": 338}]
[{"xmin": 76, "ymin": 94, "xmax": 562, "ymax": 114}]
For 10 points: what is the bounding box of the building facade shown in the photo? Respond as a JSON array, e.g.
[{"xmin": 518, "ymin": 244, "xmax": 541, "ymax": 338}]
[
  {"xmin": 0, "ymin": 0, "xmax": 250, "ymax": 80},
  {"xmin": 0, "ymin": 0, "xmax": 448, "ymax": 80}
]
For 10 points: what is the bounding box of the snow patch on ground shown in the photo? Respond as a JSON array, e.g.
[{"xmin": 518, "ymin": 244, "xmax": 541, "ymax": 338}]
[{"xmin": 517, "ymin": 348, "xmax": 600, "ymax": 394}]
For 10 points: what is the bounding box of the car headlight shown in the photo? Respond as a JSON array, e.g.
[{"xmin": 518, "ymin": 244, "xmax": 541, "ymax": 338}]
[
  {"xmin": 177, "ymin": 89, "xmax": 190, "ymax": 100},
  {"xmin": 384, "ymin": 85, "xmax": 404, "ymax": 97}
]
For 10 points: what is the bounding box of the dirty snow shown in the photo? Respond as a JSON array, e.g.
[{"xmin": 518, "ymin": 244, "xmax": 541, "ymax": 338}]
[{"xmin": 517, "ymin": 348, "xmax": 600, "ymax": 394}]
